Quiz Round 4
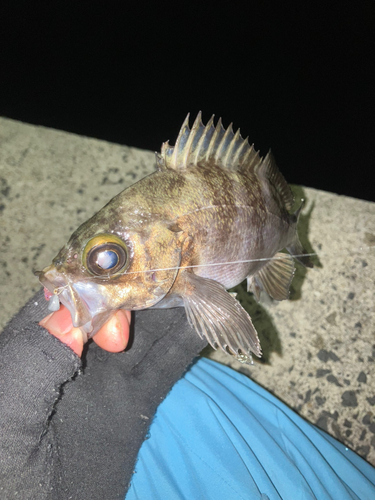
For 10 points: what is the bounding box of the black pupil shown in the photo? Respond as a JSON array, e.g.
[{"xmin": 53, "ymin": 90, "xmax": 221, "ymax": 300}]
[{"xmin": 95, "ymin": 249, "xmax": 119, "ymax": 269}]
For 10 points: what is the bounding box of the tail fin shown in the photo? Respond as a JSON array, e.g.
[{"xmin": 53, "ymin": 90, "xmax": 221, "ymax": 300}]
[{"xmin": 287, "ymin": 200, "xmax": 314, "ymax": 268}]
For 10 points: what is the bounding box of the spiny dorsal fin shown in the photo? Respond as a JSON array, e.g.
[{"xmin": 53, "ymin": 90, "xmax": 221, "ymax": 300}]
[
  {"xmin": 158, "ymin": 112, "xmax": 263, "ymax": 172},
  {"xmin": 257, "ymin": 151, "xmax": 294, "ymax": 211}
]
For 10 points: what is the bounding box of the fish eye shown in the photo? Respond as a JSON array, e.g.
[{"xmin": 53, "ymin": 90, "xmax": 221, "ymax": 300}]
[{"xmin": 83, "ymin": 234, "xmax": 128, "ymax": 276}]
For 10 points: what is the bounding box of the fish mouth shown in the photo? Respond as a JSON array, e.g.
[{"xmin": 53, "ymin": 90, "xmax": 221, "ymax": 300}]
[{"xmin": 36, "ymin": 265, "xmax": 107, "ymax": 337}]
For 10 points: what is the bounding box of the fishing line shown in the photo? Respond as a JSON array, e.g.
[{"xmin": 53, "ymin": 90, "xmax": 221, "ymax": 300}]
[
  {"xmin": 123, "ymin": 253, "xmax": 317, "ymax": 274},
  {"xmin": 48, "ymin": 245, "xmax": 373, "ymax": 307},
  {"xmin": 118, "ymin": 246, "xmax": 373, "ymax": 276},
  {"xmin": 48, "ymin": 246, "xmax": 373, "ymax": 290}
]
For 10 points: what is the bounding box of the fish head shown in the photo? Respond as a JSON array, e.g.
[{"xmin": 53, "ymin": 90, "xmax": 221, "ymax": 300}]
[{"xmin": 36, "ymin": 214, "xmax": 183, "ymax": 338}]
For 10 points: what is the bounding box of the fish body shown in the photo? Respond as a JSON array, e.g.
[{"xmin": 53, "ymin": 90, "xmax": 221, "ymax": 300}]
[{"xmin": 37, "ymin": 113, "xmax": 312, "ymax": 362}]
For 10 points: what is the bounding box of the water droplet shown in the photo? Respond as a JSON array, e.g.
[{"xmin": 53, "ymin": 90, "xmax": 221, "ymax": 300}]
[
  {"xmin": 235, "ymin": 352, "xmax": 254, "ymax": 365},
  {"xmin": 48, "ymin": 294, "xmax": 60, "ymax": 312}
]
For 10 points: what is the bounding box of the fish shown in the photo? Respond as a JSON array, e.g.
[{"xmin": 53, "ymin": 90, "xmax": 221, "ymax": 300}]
[{"xmin": 36, "ymin": 112, "xmax": 313, "ymax": 363}]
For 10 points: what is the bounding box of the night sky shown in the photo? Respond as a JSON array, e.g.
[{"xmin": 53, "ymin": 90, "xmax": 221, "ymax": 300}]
[{"xmin": 1, "ymin": 2, "xmax": 374, "ymax": 201}]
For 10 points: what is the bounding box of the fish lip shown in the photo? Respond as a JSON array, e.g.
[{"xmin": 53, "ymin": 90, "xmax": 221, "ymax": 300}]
[{"xmin": 37, "ymin": 265, "xmax": 93, "ymax": 332}]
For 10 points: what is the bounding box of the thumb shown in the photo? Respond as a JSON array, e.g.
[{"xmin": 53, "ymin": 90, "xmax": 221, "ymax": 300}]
[{"xmin": 39, "ymin": 305, "xmax": 85, "ymax": 357}]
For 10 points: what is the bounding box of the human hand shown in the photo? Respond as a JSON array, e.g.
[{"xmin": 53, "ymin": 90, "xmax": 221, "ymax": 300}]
[
  {"xmin": 2, "ymin": 289, "xmax": 207, "ymax": 499},
  {"xmin": 39, "ymin": 305, "xmax": 131, "ymax": 357}
]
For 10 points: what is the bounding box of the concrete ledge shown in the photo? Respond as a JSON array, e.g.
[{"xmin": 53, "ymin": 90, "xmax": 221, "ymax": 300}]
[{"xmin": 1, "ymin": 117, "xmax": 374, "ymax": 464}]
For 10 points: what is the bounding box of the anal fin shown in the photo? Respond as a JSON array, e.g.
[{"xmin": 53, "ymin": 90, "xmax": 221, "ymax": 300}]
[
  {"xmin": 247, "ymin": 252, "xmax": 295, "ymax": 301},
  {"xmin": 180, "ymin": 272, "xmax": 262, "ymax": 362}
]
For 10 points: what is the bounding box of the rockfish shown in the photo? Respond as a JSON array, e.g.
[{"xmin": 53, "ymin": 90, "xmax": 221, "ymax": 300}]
[{"xmin": 36, "ymin": 113, "xmax": 313, "ymax": 363}]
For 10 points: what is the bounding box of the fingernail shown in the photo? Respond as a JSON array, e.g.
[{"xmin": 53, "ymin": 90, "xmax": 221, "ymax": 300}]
[
  {"xmin": 116, "ymin": 310, "xmax": 130, "ymax": 347},
  {"xmin": 39, "ymin": 312, "xmax": 53, "ymax": 326},
  {"xmin": 107, "ymin": 313, "xmax": 121, "ymax": 338},
  {"xmin": 107, "ymin": 310, "xmax": 129, "ymax": 348},
  {"xmin": 39, "ymin": 305, "xmax": 72, "ymax": 336}
]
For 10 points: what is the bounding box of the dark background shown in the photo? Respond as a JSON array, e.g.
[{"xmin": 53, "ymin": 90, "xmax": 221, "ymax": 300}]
[{"xmin": 0, "ymin": 2, "xmax": 374, "ymax": 201}]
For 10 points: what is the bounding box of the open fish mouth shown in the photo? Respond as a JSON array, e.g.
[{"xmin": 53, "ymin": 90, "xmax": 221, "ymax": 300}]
[{"xmin": 35, "ymin": 265, "xmax": 111, "ymax": 337}]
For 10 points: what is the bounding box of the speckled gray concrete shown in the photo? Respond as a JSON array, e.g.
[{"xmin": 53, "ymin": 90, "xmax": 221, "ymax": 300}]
[{"xmin": 1, "ymin": 116, "xmax": 375, "ymax": 465}]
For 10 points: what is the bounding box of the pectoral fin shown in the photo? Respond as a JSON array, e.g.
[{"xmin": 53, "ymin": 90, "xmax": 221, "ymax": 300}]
[
  {"xmin": 247, "ymin": 252, "xmax": 295, "ymax": 301},
  {"xmin": 179, "ymin": 272, "xmax": 262, "ymax": 362}
]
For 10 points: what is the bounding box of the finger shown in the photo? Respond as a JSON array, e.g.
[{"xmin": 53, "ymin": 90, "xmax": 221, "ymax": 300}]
[
  {"xmin": 93, "ymin": 310, "xmax": 130, "ymax": 353},
  {"xmin": 39, "ymin": 305, "xmax": 85, "ymax": 357}
]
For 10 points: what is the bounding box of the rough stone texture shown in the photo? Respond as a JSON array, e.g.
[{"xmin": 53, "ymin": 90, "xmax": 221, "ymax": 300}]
[
  {"xmin": 1, "ymin": 116, "xmax": 374, "ymax": 465},
  {"xmin": 0, "ymin": 117, "xmax": 154, "ymax": 326},
  {"xmin": 206, "ymin": 185, "xmax": 375, "ymax": 465}
]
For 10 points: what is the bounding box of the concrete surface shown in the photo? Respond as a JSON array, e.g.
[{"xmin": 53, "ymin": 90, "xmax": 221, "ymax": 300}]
[{"xmin": 1, "ymin": 116, "xmax": 374, "ymax": 465}]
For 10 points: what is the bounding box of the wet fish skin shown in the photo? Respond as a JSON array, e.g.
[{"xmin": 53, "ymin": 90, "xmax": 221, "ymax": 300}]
[{"xmin": 36, "ymin": 113, "xmax": 312, "ymax": 363}]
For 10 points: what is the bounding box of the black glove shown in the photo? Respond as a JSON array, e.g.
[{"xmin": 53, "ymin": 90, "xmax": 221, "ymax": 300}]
[{"xmin": 0, "ymin": 289, "xmax": 207, "ymax": 500}]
